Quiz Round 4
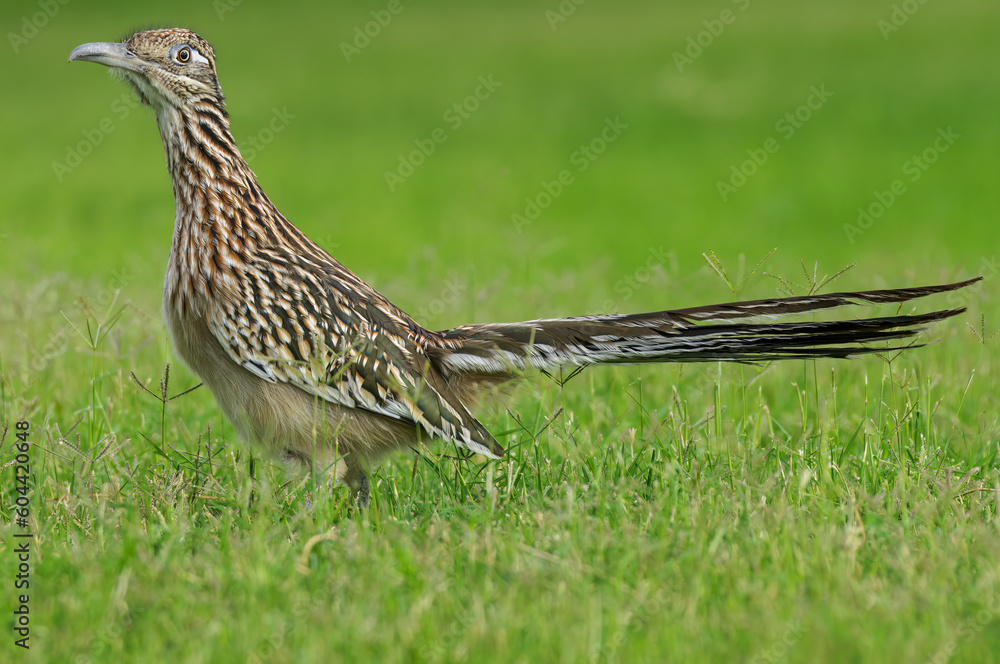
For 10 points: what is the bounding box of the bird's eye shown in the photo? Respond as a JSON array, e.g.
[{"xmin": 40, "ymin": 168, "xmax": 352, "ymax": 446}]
[{"xmin": 176, "ymin": 47, "xmax": 191, "ymax": 63}]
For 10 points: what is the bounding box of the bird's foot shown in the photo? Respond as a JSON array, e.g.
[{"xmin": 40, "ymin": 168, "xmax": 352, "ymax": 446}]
[{"xmin": 355, "ymin": 472, "xmax": 370, "ymax": 509}]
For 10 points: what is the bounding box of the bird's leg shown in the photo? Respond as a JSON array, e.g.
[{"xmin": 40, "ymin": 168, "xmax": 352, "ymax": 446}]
[
  {"xmin": 292, "ymin": 451, "xmax": 369, "ymax": 509},
  {"xmin": 343, "ymin": 463, "xmax": 371, "ymax": 508},
  {"xmin": 357, "ymin": 474, "xmax": 371, "ymax": 508}
]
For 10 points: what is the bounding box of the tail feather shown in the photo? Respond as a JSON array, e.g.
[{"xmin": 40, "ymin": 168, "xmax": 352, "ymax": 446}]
[
  {"xmin": 433, "ymin": 278, "xmax": 978, "ymax": 375},
  {"xmin": 665, "ymin": 277, "xmax": 980, "ymax": 323}
]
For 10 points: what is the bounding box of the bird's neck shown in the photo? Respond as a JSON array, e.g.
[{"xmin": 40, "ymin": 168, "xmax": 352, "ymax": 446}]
[
  {"xmin": 156, "ymin": 101, "xmax": 276, "ymax": 313},
  {"xmin": 155, "ymin": 101, "xmax": 269, "ymax": 219},
  {"xmin": 155, "ymin": 101, "xmax": 340, "ymax": 317}
]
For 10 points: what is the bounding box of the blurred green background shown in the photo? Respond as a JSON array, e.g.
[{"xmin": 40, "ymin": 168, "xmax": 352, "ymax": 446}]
[
  {"xmin": 2, "ymin": 2, "xmax": 999, "ymax": 662},
  {"xmin": 1, "ymin": 0, "xmax": 996, "ymax": 323}
]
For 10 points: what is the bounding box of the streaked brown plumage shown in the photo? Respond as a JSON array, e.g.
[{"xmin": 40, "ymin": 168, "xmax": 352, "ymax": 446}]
[{"xmin": 69, "ymin": 28, "xmax": 978, "ymax": 506}]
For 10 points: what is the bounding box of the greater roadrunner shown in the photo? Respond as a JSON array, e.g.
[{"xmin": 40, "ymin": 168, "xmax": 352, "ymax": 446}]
[{"xmin": 70, "ymin": 29, "xmax": 977, "ymax": 506}]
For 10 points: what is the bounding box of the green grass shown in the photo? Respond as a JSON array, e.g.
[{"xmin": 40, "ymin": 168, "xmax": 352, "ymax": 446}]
[{"xmin": 2, "ymin": 1, "xmax": 999, "ymax": 661}]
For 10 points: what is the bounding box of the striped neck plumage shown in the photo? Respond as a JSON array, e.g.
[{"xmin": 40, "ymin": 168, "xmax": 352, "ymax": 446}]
[
  {"xmin": 156, "ymin": 98, "xmax": 274, "ymax": 312},
  {"xmin": 154, "ymin": 89, "xmax": 349, "ymax": 320},
  {"xmin": 154, "ymin": 99, "xmax": 262, "ymax": 211}
]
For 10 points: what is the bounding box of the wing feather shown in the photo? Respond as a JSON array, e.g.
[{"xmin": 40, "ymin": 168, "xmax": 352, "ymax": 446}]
[{"xmin": 206, "ymin": 252, "xmax": 503, "ymax": 458}]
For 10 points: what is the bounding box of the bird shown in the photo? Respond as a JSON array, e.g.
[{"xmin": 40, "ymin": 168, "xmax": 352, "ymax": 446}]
[{"xmin": 69, "ymin": 28, "xmax": 978, "ymax": 507}]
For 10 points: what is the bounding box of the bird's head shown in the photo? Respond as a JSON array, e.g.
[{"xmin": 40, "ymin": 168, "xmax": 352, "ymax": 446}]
[{"xmin": 69, "ymin": 28, "xmax": 225, "ymax": 112}]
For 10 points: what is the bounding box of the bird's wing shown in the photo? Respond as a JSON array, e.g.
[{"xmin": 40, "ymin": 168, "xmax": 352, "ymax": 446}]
[{"xmin": 206, "ymin": 249, "xmax": 504, "ymax": 458}]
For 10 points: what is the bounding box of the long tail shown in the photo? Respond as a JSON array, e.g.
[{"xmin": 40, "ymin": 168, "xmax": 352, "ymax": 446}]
[{"xmin": 431, "ymin": 278, "xmax": 979, "ymax": 375}]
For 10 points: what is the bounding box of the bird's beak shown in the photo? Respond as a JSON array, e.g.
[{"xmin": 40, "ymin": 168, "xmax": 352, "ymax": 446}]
[{"xmin": 68, "ymin": 42, "xmax": 143, "ymax": 72}]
